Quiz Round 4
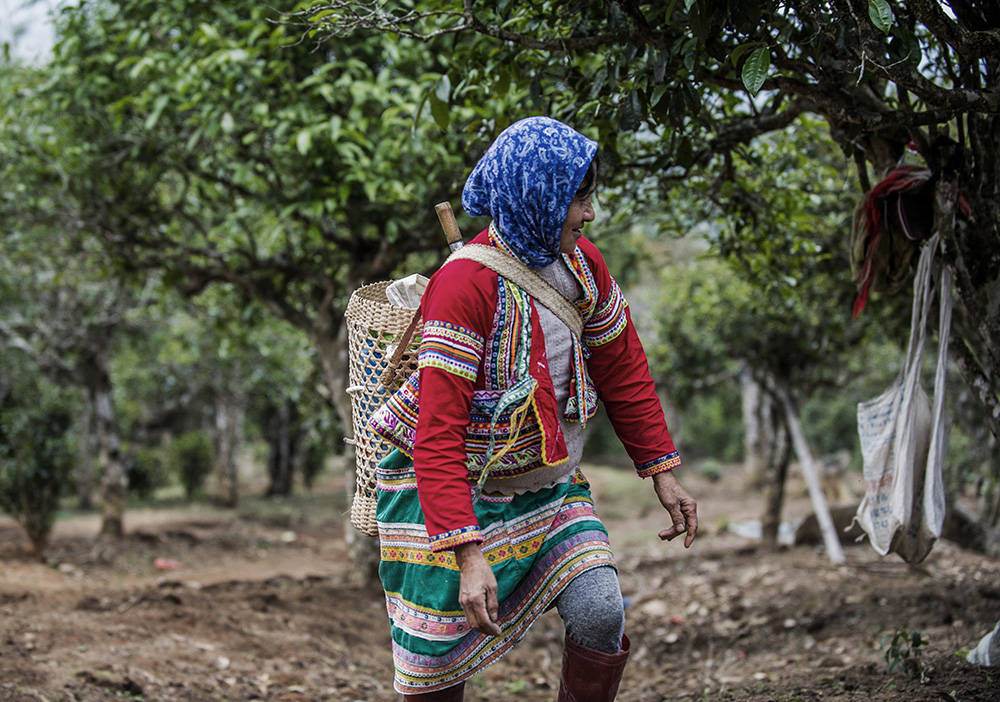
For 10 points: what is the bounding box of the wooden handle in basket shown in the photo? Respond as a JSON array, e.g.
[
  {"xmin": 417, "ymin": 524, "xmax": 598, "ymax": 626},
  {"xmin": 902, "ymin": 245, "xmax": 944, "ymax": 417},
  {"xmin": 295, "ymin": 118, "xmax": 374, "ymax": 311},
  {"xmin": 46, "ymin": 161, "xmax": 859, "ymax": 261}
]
[
  {"xmin": 435, "ymin": 201, "xmax": 464, "ymax": 252},
  {"xmin": 379, "ymin": 310, "xmax": 423, "ymax": 388},
  {"xmin": 379, "ymin": 202, "xmax": 465, "ymax": 388}
]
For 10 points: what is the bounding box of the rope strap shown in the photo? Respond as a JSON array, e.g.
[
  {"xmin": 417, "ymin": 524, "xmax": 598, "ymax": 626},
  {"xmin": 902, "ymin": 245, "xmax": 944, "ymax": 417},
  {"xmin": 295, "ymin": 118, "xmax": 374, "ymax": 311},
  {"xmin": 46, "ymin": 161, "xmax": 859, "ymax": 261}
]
[{"xmin": 445, "ymin": 244, "xmax": 584, "ymax": 338}]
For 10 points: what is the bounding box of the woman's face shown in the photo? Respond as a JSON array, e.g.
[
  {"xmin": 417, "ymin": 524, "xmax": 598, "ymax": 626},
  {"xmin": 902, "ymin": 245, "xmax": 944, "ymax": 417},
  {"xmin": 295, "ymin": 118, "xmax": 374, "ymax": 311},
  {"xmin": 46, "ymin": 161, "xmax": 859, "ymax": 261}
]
[{"xmin": 559, "ymin": 186, "xmax": 596, "ymax": 254}]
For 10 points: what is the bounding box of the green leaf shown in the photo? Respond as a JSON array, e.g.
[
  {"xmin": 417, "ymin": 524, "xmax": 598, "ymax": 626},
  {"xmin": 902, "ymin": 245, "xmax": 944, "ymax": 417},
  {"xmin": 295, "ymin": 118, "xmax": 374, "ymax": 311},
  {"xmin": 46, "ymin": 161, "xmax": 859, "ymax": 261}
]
[
  {"xmin": 185, "ymin": 126, "xmax": 204, "ymax": 151},
  {"xmin": 675, "ymin": 136, "xmax": 694, "ymax": 169},
  {"xmin": 730, "ymin": 42, "xmax": 761, "ymax": 68},
  {"xmin": 741, "ymin": 46, "xmax": 770, "ymax": 97},
  {"xmin": 220, "ymin": 112, "xmax": 235, "ymax": 134},
  {"xmin": 144, "ymin": 94, "xmax": 169, "ymax": 131},
  {"xmin": 496, "ymin": 67, "xmax": 510, "ymax": 95},
  {"xmin": 199, "ymin": 23, "xmax": 220, "ymax": 41},
  {"xmin": 412, "ymin": 90, "xmax": 429, "ymax": 133},
  {"xmin": 434, "ymin": 74, "xmax": 451, "ymax": 103},
  {"xmin": 684, "ymin": 0, "xmax": 697, "ymax": 10},
  {"xmin": 651, "ymin": 84, "xmax": 669, "ymax": 108},
  {"xmin": 682, "ymin": 36, "xmax": 697, "ymax": 73},
  {"xmin": 296, "ymin": 129, "xmax": 312, "ymax": 155},
  {"xmin": 329, "ymin": 114, "xmax": 343, "ymax": 140},
  {"xmin": 128, "ymin": 56, "xmax": 155, "ymax": 80},
  {"xmin": 868, "ymin": 0, "xmax": 893, "ymax": 34},
  {"xmin": 652, "ymin": 49, "xmax": 669, "ymax": 84},
  {"xmin": 429, "ymin": 93, "xmax": 450, "ymax": 130}
]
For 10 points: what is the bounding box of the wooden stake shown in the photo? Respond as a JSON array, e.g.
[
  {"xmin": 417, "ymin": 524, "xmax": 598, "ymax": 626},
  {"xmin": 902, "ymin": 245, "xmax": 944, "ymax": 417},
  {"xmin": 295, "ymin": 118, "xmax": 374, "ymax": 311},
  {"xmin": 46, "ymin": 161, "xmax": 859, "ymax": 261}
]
[{"xmin": 777, "ymin": 385, "xmax": 846, "ymax": 565}]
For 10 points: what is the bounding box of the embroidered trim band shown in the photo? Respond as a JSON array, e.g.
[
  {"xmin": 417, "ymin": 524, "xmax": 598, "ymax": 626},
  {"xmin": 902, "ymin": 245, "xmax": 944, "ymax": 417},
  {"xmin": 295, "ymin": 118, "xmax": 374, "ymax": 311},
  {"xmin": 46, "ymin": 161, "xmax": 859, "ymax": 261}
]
[
  {"xmin": 635, "ymin": 451, "xmax": 682, "ymax": 478},
  {"xmin": 418, "ymin": 321, "xmax": 485, "ymax": 382},
  {"xmin": 585, "ymin": 281, "xmax": 629, "ymax": 347},
  {"xmin": 428, "ymin": 524, "xmax": 484, "ymax": 552}
]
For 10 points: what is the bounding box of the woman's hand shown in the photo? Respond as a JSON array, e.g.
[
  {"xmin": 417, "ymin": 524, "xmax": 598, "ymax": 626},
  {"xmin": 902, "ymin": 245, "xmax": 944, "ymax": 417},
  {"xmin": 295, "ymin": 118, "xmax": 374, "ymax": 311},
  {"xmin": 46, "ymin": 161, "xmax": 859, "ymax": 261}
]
[
  {"xmin": 453, "ymin": 542, "xmax": 502, "ymax": 636},
  {"xmin": 652, "ymin": 471, "xmax": 698, "ymax": 548}
]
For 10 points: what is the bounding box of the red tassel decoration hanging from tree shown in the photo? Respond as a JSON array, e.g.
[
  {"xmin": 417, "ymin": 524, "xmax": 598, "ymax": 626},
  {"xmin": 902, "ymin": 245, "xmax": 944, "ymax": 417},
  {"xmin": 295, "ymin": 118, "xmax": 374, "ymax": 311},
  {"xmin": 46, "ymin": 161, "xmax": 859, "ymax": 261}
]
[{"xmin": 850, "ymin": 165, "xmax": 935, "ymax": 319}]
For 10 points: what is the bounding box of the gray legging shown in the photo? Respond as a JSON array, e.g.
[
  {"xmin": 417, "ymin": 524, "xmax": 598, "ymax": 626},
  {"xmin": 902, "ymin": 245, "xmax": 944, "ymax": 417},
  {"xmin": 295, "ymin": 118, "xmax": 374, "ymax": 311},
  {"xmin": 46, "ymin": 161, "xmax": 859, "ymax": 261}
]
[{"xmin": 554, "ymin": 565, "xmax": 625, "ymax": 654}]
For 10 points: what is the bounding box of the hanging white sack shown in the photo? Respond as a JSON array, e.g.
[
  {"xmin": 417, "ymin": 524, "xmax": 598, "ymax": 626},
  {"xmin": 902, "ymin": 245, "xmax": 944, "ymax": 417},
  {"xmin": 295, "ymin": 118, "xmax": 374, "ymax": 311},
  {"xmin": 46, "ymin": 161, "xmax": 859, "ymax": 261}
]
[{"xmin": 853, "ymin": 233, "xmax": 951, "ymax": 563}]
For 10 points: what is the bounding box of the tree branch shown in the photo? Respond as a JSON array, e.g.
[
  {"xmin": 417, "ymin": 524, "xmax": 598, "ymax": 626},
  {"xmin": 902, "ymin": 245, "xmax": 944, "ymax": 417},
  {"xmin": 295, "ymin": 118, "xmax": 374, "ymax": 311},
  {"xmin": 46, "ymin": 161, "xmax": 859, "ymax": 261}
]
[
  {"xmin": 695, "ymin": 101, "xmax": 809, "ymax": 165},
  {"xmin": 0, "ymin": 319, "xmax": 76, "ymax": 384},
  {"xmin": 462, "ymin": 0, "xmax": 647, "ymax": 52},
  {"xmin": 909, "ymin": 0, "xmax": 1000, "ymax": 58},
  {"xmin": 292, "ymin": 0, "xmax": 653, "ymax": 52},
  {"xmin": 282, "ymin": 1, "xmax": 469, "ymax": 43},
  {"xmin": 844, "ymin": 0, "xmax": 999, "ymax": 115}
]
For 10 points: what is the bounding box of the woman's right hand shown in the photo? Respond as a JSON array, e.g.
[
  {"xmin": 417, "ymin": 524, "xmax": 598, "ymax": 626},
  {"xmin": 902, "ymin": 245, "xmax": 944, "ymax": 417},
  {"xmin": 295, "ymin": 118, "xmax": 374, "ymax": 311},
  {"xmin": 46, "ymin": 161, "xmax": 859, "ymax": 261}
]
[{"xmin": 453, "ymin": 542, "xmax": 501, "ymax": 636}]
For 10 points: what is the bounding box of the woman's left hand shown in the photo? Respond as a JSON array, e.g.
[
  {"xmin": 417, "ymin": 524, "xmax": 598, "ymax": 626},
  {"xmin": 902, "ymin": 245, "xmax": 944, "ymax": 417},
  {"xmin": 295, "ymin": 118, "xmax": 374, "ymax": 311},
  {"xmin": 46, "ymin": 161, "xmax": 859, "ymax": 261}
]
[
  {"xmin": 652, "ymin": 471, "xmax": 698, "ymax": 548},
  {"xmin": 454, "ymin": 542, "xmax": 502, "ymax": 636}
]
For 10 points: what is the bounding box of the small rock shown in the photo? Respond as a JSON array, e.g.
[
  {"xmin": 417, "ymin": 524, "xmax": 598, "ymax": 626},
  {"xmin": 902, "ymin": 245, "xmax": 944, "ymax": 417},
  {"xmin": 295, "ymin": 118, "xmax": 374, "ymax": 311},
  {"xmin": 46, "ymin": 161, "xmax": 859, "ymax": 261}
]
[{"xmin": 639, "ymin": 599, "xmax": 669, "ymax": 618}]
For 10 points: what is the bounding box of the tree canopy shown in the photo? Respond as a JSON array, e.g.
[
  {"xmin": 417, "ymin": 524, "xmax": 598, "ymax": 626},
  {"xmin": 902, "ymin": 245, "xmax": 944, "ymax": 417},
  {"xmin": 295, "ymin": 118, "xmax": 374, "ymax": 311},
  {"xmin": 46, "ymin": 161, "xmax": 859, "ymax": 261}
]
[
  {"xmin": 25, "ymin": 0, "xmax": 527, "ymax": 428},
  {"xmin": 302, "ymin": 0, "xmax": 1000, "ymax": 439},
  {"xmin": 3, "ymin": 0, "xmax": 999, "ymax": 556}
]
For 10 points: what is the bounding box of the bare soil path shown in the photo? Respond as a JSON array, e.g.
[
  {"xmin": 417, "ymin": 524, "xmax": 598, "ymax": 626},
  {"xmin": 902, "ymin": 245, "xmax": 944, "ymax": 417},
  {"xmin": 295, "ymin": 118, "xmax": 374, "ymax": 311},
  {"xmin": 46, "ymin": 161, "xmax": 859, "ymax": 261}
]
[{"xmin": 1, "ymin": 463, "xmax": 997, "ymax": 701}]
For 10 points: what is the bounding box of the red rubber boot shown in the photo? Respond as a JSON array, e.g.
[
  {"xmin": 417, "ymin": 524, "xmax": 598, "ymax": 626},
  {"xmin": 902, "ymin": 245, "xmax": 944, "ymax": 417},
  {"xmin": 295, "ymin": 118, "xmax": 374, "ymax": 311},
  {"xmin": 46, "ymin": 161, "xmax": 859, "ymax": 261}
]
[{"xmin": 557, "ymin": 633, "xmax": 630, "ymax": 701}]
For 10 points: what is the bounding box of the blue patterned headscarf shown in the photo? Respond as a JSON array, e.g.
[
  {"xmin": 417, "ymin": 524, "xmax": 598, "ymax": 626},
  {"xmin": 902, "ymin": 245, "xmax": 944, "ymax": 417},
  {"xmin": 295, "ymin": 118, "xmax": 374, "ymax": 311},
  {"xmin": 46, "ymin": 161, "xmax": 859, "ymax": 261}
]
[{"xmin": 462, "ymin": 116, "xmax": 598, "ymax": 268}]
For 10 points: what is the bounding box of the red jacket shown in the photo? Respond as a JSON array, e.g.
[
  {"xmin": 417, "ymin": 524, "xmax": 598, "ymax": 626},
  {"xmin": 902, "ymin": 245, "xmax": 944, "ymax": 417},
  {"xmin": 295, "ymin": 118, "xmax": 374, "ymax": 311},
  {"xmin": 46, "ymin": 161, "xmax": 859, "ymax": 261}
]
[{"xmin": 370, "ymin": 229, "xmax": 679, "ymax": 551}]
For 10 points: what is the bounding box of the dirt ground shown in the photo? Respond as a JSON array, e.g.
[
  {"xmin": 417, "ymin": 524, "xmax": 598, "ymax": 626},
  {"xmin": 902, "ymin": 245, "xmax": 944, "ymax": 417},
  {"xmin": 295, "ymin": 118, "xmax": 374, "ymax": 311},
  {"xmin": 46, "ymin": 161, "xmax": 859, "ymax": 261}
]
[{"xmin": 1, "ymin": 461, "xmax": 998, "ymax": 701}]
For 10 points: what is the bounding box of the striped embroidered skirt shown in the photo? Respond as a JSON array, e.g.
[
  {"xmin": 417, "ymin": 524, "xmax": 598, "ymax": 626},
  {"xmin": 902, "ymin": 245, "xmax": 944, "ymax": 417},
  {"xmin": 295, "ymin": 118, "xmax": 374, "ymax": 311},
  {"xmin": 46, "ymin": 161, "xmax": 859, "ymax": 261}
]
[{"xmin": 375, "ymin": 449, "xmax": 616, "ymax": 694}]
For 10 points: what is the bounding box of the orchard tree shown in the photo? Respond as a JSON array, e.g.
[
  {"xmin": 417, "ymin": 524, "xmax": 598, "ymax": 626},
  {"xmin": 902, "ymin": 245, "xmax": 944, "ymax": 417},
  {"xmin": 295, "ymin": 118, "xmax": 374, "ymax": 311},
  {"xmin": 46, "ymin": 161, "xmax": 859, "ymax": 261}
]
[
  {"xmin": 302, "ymin": 0, "xmax": 1000, "ymax": 440},
  {"xmin": 43, "ymin": 0, "xmax": 462, "ymax": 424},
  {"xmin": 0, "ymin": 227, "xmax": 149, "ymax": 544},
  {"xmin": 0, "ymin": 361, "xmax": 77, "ymax": 560},
  {"xmin": 645, "ymin": 116, "xmax": 892, "ymax": 551},
  {"xmin": 1, "ymin": 67, "xmax": 142, "ymax": 543},
  {"xmin": 114, "ymin": 287, "xmax": 322, "ymax": 506},
  {"xmin": 29, "ymin": 0, "xmax": 518, "ymax": 576}
]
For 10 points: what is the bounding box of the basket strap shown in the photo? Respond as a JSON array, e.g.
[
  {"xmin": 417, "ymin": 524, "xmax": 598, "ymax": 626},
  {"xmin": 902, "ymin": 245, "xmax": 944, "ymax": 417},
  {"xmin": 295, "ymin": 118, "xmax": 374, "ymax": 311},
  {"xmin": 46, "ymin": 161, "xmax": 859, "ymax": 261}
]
[
  {"xmin": 445, "ymin": 244, "xmax": 584, "ymax": 338},
  {"xmin": 377, "ymin": 244, "xmax": 584, "ymax": 389}
]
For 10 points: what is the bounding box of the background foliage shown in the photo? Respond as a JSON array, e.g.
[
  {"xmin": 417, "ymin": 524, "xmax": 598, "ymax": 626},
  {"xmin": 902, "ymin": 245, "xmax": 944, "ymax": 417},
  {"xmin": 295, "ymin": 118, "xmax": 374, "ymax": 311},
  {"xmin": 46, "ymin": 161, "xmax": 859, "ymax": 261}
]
[{"xmin": 1, "ymin": 0, "xmax": 998, "ymax": 557}]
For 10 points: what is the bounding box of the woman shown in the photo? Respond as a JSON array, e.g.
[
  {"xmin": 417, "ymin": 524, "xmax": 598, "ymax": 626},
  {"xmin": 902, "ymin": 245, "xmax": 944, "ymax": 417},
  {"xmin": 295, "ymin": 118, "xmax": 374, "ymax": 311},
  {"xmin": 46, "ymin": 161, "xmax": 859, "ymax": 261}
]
[{"xmin": 369, "ymin": 116, "xmax": 697, "ymax": 701}]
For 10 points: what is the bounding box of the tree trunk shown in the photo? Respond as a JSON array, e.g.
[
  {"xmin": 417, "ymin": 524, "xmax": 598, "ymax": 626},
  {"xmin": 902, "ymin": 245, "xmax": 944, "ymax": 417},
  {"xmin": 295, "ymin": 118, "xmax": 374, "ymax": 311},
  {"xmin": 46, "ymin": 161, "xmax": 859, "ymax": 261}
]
[
  {"xmin": 942, "ymin": 499, "xmax": 1000, "ymax": 559},
  {"xmin": 266, "ymin": 399, "xmax": 300, "ymax": 497},
  {"xmin": 212, "ymin": 389, "xmax": 244, "ymax": 508},
  {"xmin": 314, "ymin": 325, "xmax": 381, "ymax": 585},
  {"xmin": 264, "ymin": 398, "xmax": 307, "ymax": 498},
  {"xmin": 760, "ymin": 414, "xmax": 791, "ymax": 548},
  {"xmin": 987, "ymin": 488, "xmax": 1000, "ymax": 530},
  {"xmin": 75, "ymin": 400, "xmax": 96, "ymax": 510},
  {"xmin": 741, "ymin": 366, "xmax": 774, "ymax": 485},
  {"xmin": 88, "ymin": 352, "xmax": 126, "ymax": 539},
  {"xmin": 942, "ymin": 114, "xmax": 1000, "ymax": 444}
]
